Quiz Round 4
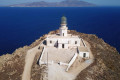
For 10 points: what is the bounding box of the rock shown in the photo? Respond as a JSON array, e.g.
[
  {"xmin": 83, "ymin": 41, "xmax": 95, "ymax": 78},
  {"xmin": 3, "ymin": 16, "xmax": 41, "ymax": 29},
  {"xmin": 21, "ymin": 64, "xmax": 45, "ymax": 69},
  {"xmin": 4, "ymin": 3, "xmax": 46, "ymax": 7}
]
[{"xmin": 0, "ymin": 30, "xmax": 120, "ymax": 80}]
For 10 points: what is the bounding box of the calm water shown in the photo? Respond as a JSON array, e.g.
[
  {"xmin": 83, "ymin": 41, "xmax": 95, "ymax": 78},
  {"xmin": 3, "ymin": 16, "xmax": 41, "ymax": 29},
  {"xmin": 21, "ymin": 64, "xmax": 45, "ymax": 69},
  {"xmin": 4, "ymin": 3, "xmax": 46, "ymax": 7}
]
[{"xmin": 0, "ymin": 7, "xmax": 120, "ymax": 55}]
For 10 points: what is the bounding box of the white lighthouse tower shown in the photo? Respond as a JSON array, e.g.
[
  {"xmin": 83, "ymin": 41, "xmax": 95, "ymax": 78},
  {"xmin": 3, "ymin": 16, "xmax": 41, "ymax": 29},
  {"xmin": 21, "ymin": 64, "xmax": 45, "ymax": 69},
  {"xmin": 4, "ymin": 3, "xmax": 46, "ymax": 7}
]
[{"xmin": 59, "ymin": 16, "xmax": 68, "ymax": 37}]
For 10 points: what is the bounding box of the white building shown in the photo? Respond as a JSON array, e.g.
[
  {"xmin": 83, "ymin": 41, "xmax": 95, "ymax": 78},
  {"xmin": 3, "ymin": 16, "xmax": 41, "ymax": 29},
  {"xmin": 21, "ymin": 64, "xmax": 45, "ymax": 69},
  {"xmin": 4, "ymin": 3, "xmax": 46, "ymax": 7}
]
[
  {"xmin": 41, "ymin": 16, "xmax": 90, "ymax": 59},
  {"xmin": 78, "ymin": 47, "xmax": 90, "ymax": 58},
  {"xmin": 46, "ymin": 16, "xmax": 80, "ymax": 49},
  {"xmin": 39, "ymin": 16, "xmax": 91, "ymax": 71}
]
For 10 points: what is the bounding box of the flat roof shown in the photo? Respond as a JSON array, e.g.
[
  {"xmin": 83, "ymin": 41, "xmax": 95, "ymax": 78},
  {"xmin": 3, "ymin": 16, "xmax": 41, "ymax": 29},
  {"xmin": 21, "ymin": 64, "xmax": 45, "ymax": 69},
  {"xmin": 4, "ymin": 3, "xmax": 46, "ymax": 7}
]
[
  {"xmin": 47, "ymin": 34, "xmax": 80, "ymax": 39},
  {"xmin": 78, "ymin": 47, "xmax": 89, "ymax": 52},
  {"xmin": 58, "ymin": 39, "xmax": 68, "ymax": 43}
]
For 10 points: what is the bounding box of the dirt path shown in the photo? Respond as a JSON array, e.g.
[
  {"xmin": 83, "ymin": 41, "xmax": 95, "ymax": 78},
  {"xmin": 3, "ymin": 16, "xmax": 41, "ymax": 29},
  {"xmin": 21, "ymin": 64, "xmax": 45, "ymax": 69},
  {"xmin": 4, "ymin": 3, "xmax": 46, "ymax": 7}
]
[{"xmin": 22, "ymin": 46, "xmax": 39, "ymax": 80}]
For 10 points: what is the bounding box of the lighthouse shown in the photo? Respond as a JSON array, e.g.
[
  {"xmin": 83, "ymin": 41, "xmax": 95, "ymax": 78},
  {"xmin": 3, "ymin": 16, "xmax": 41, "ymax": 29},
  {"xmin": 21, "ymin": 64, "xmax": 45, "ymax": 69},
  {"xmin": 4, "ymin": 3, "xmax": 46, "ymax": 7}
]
[
  {"xmin": 46, "ymin": 16, "xmax": 81, "ymax": 49},
  {"xmin": 59, "ymin": 16, "xmax": 68, "ymax": 37}
]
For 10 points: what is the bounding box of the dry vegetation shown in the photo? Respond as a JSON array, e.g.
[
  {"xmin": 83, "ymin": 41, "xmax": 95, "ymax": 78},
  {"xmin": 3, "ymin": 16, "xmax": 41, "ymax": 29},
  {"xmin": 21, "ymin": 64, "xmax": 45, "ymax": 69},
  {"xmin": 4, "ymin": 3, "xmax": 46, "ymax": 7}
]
[
  {"xmin": 0, "ymin": 30, "xmax": 120, "ymax": 80},
  {"xmin": 31, "ymin": 47, "xmax": 47, "ymax": 80},
  {"xmin": 0, "ymin": 35, "xmax": 46, "ymax": 80},
  {"xmin": 68, "ymin": 30, "xmax": 120, "ymax": 80}
]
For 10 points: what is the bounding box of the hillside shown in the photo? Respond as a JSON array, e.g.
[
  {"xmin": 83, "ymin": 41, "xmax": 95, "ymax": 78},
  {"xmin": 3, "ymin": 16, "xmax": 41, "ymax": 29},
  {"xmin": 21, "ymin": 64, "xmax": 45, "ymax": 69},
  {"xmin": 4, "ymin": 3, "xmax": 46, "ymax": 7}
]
[
  {"xmin": 9, "ymin": 0, "xmax": 96, "ymax": 7},
  {"xmin": 0, "ymin": 30, "xmax": 120, "ymax": 80}
]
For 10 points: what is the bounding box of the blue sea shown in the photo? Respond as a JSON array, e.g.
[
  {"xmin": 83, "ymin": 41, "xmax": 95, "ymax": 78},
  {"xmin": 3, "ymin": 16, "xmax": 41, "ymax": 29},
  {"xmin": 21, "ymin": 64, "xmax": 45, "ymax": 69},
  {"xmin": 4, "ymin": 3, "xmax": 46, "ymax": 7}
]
[{"xmin": 0, "ymin": 7, "xmax": 120, "ymax": 55}]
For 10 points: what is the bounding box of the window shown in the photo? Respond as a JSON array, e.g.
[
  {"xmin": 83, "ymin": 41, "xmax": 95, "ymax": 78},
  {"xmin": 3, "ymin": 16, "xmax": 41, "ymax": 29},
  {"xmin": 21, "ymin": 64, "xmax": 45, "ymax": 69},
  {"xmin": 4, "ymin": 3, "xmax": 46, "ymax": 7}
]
[
  {"xmin": 50, "ymin": 40, "xmax": 52, "ymax": 43},
  {"xmin": 75, "ymin": 41, "xmax": 77, "ymax": 44}
]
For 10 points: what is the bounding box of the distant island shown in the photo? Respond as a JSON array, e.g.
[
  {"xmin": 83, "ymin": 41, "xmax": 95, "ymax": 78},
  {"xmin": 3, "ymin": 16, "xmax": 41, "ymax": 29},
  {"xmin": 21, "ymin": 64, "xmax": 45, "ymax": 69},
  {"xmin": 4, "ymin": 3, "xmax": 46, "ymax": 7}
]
[{"xmin": 9, "ymin": 0, "xmax": 96, "ymax": 7}]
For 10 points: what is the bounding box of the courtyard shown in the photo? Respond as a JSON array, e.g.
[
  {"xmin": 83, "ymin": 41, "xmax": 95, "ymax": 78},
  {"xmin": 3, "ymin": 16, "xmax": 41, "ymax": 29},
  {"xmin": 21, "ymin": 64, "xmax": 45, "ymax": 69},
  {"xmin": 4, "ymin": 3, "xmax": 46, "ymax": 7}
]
[{"xmin": 41, "ymin": 46, "xmax": 77, "ymax": 64}]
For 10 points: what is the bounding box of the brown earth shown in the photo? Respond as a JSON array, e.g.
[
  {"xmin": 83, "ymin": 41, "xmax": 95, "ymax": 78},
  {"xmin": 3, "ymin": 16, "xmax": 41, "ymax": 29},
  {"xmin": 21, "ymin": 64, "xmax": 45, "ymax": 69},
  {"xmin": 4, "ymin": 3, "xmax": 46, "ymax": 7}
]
[
  {"xmin": 67, "ymin": 30, "xmax": 120, "ymax": 80},
  {"xmin": 0, "ymin": 34, "xmax": 47, "ymax": 80},
  {"xmin": 0, "ymin": 30, "xmax": 120, "ymax": 80}
]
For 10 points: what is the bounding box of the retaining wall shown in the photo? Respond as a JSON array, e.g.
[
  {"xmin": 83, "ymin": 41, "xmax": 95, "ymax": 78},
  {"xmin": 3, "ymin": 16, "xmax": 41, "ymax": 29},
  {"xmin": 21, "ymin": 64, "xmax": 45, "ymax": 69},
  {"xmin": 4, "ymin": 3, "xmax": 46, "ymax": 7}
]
[
  {"xmin": 66, "ymin": 53, "xmax": 78, "ymax": 71},
  {"xmin": 39, "ymin": 46, "xmax": 45, "ymax": 65}
]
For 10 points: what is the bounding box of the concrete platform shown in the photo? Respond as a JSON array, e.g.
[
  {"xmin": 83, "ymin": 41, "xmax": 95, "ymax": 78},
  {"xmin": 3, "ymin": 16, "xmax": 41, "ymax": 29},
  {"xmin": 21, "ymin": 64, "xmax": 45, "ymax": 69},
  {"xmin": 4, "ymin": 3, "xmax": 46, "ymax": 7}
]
[{"xmin": 41, "ymin": 46, "xmax": 77, "ymax": 63}]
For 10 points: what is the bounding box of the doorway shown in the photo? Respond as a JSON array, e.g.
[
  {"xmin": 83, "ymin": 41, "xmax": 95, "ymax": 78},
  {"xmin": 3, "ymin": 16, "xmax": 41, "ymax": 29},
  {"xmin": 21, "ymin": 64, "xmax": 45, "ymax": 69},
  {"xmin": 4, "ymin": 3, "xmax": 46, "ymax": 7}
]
[
  {"xmin": 83, "ymin": 53, "xmax": 86, "ymax": 57},
  {"xmin": 62, "ymin": 44, "xmax": 64, "ymax": 48},
  {"xmin": 63, "ymin": 33, "xmax": 64, "ymax": 36}
]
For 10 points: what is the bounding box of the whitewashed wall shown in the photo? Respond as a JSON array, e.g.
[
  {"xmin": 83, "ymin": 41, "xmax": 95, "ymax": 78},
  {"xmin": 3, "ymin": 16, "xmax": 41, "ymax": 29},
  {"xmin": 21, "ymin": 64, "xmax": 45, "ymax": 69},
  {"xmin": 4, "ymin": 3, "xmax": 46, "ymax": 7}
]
[
  {"xmin": 79, "ymin": 52, "xmax": 89, "ymax": 58},
  {"xmin": 59, "ymin": 62, "xmax": 69, "ymax": 66},
  {"xmin": 68, "ymin": 38, "xmax": 80, "ymax": 47},
  {"xmin": 47, "ymin": 38, "xmax": 80, "ymax": 48},
  {"xmin": 58, "ymin": 43, "xmax": 68, "ymax": 49},
  {"xmin": 66, "ymin": 53, "xmax": 78, "ymax": 71},
  {"xmin": 60, "ymin": 28, "xmax": 67, "ymax": 37},
  {"xmin": 58, "ymin": 44, "xmax": 62, "ymax": 49},
  {"xmin": 40, "ymin": 61, "xmax": 54, "ymax": 65},
  {"xmin": 65, "ymin": 44, "xmax": 68, "ymax": 49},
  {"xmin": 47, "ymin": 38, "xmax": 58, "ymax": 47},
  {"xmin": 39, "ymin": 47, "xmax": 45, "ymax": 65}
]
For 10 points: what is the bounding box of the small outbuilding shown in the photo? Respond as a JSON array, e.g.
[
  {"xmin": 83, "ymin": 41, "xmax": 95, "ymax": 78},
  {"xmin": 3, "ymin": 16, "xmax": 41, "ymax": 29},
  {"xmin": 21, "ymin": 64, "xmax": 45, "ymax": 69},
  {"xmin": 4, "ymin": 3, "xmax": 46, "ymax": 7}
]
[{"xmin": 78, "ymin": 47, "xmax": 89, "ymax": 58}]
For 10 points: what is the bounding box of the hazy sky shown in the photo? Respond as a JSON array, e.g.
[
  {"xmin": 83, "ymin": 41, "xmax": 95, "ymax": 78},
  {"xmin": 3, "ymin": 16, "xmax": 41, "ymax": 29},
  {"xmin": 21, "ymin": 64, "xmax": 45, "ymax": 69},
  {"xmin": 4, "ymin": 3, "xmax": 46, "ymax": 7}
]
[{"xmin": 0, "ymin": 0, "xmax": 120, "ymax": 6}]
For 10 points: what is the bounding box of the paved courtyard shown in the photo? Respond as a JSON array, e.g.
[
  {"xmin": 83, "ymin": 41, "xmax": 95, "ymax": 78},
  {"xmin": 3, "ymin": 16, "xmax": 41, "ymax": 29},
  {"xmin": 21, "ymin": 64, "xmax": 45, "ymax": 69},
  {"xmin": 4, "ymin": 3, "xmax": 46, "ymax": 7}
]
[{"xmin": 41, "ymin": 46, "xmax": 77, "ymax": 63}]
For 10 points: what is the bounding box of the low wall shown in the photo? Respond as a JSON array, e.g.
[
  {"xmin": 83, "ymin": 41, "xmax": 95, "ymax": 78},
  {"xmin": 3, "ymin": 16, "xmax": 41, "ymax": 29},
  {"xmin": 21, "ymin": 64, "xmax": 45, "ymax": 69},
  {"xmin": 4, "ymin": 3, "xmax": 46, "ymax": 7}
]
[
  {"xmin": 79, "ymin": 52, "xmax": 89, "ymax": 58},
  {"xmin": 40, "ymin": 61, "xmax": 54, "ymax": 65},
  {"xmin": 39, "ymin": 46, "xmax": 45, "ymax": 65},
  {"xmin": 81, "ymin": 39, "xmax": 87, "ymax": 47},
  {"xmin": 59, "ymin": 62, "xmax": 69, "ymax": 66},
  {"xmin": 39, "ymin": 38, "xmax": 47, "ymax": 46},
  {"xmin": 66, "ymin": 53, "xmax": 78, "ymax": 71}
]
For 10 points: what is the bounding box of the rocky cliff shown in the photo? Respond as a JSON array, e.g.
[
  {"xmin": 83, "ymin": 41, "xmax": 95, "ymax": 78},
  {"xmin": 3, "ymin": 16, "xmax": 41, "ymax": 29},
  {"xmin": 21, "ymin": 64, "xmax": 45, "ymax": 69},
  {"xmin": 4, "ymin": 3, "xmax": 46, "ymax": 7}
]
[{"xmin": 0, "ymin": 30, "xmax": 120, "ymax": 80}]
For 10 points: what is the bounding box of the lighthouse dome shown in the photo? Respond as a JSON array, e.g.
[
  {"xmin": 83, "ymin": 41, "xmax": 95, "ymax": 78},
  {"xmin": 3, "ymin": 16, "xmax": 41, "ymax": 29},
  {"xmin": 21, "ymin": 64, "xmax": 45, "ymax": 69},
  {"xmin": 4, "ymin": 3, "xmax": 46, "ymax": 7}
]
[{"xmin": 61, "ymin": 16, "xmax": 67, "ymax": 24}]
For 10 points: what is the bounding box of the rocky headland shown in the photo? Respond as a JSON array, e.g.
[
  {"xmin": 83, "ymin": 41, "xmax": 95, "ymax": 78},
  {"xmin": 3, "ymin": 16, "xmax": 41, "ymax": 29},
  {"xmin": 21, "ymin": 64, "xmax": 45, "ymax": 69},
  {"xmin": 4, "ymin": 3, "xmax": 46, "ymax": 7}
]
[
  {"xmin": 9, "ymin": 0, "xmax": 96, "ymax": 7},
  {"xmin": 0, "ymin": 30, "xmax": 120, "ymax": 80}
]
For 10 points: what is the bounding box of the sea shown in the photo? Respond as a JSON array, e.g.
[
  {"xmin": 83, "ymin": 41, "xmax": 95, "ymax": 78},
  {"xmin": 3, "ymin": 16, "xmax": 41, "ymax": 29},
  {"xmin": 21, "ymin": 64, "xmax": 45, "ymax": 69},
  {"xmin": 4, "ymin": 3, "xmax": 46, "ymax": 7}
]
[{"xmin": 0, "ymin": 7, "xmax": 120, "ymax": 55}]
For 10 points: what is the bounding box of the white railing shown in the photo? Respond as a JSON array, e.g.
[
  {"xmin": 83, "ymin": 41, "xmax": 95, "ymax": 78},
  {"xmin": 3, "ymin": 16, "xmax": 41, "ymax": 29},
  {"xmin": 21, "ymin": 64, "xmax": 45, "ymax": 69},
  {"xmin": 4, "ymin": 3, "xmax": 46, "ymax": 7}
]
[
  {"xmin": 81, "ymin": 39, "xmax": 87, "ymax": 47},
  {"xmin": 66, "ymin": 53, "xmax": 78, "ymax": 71},
  {"xmin": 41, "ymin": 61, "xmax": 54, "ymax": 65},
  {"xmin": 39, "ymin": 46, "xmax": 45, "ymax": 65},
  {"xmin": 59, "ymin": 62, "xmax": 69, "ymax": 66}
]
